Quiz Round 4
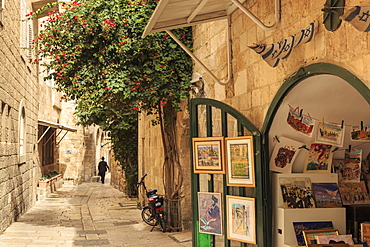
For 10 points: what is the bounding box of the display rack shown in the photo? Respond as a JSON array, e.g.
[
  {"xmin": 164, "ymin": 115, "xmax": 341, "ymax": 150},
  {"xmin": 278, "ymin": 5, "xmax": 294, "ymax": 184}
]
[{"xmin": 272, "ymin": 172, "xmax": 346, "ymax": 247}]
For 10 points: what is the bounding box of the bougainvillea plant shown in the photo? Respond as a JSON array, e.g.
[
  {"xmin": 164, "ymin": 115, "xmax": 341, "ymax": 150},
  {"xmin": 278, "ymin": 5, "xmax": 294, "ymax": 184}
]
[{"xmin": 29, "ymin": 0, "xmax": 193, "ymax": 198}]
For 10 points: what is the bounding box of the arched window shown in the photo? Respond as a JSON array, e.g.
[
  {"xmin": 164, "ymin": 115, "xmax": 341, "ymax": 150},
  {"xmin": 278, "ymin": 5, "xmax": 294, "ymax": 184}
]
[{"xmin": 1, "ymin": 103, "xmax": 8, "ymax": 143}]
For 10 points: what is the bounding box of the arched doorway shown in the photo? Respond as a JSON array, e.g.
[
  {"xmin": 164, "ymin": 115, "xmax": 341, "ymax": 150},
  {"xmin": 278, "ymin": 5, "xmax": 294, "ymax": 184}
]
[{"xmin": 263, "ymin": 63, "xmax": 370, "ymax": 246}]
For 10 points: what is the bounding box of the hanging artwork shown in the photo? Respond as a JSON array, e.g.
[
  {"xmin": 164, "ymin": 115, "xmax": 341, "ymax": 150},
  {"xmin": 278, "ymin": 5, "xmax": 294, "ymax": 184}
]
[
  {"xmin": 192, "ymin": 137, "xmax": 225, "ymax": 174},
  {"xmin": 198, "ymin": 192, "xmax": 223, "ymax": 235},
  {"xmin": 225, "ymin": 136, "xmax": 255, "ymax": 187},
  {"xmin": 279, "ymin": 177, "xmax": 316, "ymax": 208},
  {"xmin": 226, "ymin": 196, "xmax": 256, "ymax": 244},
  {"xmin": 351, "ymin": 124, "xmax": 370, "ymax": 141},
  {"xmin": 342, "ymin": 148, "xmax": 362, "ymax": 182},
  {"xmin": 269, "ymin": 136, "xmax": 303, "ymax": 173},
  {"xmin": 332, "ymin": 159, "xmax": 345, "ymax": 181},
  {"xmin": 287, "ymin": 105, "xmax": 314, "ymax": 137},
  {"xmin": 315, "ymin": 122, "xmax": 345, "ymax": 147},
  {"xmin": 304, "ymin": 143, "xmax": 334, "ymax": 173},
  {"xmin": 312, "ymin": 183, "xmax": 342, "ymax": 208}
]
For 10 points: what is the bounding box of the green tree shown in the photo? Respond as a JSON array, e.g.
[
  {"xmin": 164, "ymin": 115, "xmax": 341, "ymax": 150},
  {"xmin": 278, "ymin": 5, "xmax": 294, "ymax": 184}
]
[{"xmin": 30, "ymin": 0, "xmax": 192, "ymax": 198}]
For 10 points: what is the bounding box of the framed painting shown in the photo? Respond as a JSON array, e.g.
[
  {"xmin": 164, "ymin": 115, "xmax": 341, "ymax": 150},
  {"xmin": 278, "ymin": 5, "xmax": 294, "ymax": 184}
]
[
  {"xmin": 225, "ymin": 136, "xmax": 255, "ymax": 187},
  {"xmin": 316, "ymin": 234, "xmax": 354, "ymax": 244},
  {"xmin": 293, "ymin": 221, "xmax": 334, "ymax": 246},
  {"xmin": 361, "ymin": 222, "xmax": 370, "ymax": 244},
  {"xmin": 197, "ymin": 192, "xmax": 222, "ymax": 235},
  {"xmin": 303, "ymin": 229, "xmax": 339, "ymax": 246},
  {"xmin": 312, "ymin": 183, "xmax": 342, "ymax": 208},
  {"xmin": 192, "ymin": 137, "xmax": 225, "ymax": 174},
  {"xmin": 226, "ymin": 195, "xmax": 256, "ymax": 244},
  {"xmin": 304, "ymin": 143, "xmax": 334, "ymax": 173}
]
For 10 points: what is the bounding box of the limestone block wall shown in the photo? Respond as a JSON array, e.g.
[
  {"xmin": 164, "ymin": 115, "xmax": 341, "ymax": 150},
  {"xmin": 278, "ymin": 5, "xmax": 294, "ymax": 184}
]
[
  {"xmin": 0, "ymin": 0, "xmax": 39, "ymax": 233},
  {"xmin": 193, "ymin": 0, "xmax": 370, "ymax": 128}
]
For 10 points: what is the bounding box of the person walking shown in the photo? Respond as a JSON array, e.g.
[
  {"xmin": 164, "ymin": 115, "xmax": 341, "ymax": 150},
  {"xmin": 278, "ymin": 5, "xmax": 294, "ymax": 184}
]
[{"xmin": 98, "ymin": 157, "xmax": 109, "ymax": 184}]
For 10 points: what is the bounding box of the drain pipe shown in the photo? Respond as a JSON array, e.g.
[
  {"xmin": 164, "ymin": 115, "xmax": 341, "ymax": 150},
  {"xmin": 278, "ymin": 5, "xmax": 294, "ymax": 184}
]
[
  {"xmin": 230, "ymin": 0, "xmax": 281, "ymax": 31},
  {"xmin": 166, "ymin": 16, "xmax": 232, "ymax": 86}
]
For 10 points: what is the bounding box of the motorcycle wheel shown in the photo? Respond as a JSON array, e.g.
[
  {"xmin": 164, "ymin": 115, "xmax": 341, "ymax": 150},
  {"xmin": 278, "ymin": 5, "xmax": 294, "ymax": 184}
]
[
  {"xmin": 158, "ymin": 211, "xmax": 167, "ymax": 232},
  {"xmin": 141, "ymin": 206, "xmax": 157, "ymax": 226}
]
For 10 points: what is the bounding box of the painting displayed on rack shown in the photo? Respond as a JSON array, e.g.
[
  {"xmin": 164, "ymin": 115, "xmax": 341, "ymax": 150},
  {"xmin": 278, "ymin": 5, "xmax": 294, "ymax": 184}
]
[
  {"xmin": 269, "ymin": 136, "xmax": 303, "ymax": 173},
  {"xmin": 293, "ymin": 221, "xmax": 334, "ymax": 246},
  {"xmin": 315, "ymin": 122, "xmax": 345, "ymax": 147},
  {"xmin": 361, "ymin": 222, "xmax": 370, "ymax": 245},
  {"xmin": 192, "ymin": 137, "xmax": 225, "ymax": 174},
  {"xmin": 339, "ymin": 181, "xmax": 370, "ymax": 205},
  {"xmin": 279, "ymin": 177, "xmax": 315, "ymax": 208},
  {"xmin": 312, "ymin": 183, "xmax": 342, "ymax": 208},
  {"xmin": 287, "ymin": 105, "xmax": 314, "ymax": 137},
  {"xmin": 304, "ymin": 143, "xmax": 334, "ymax": 173},
  {"xmin": 315, "ymin": 234, "xmax": 354, "ymax": 244},
  {"xmin": 198, "ymin": 192, "xmax": 223, "ymax": 235},
  {"xmin": 226, "ymin": 195, "xmax": 256, "ymax": 244},
  {"xmin": 303, "ymin": 229, "xmax": 339, "ymax": 246},
  {"xmin": 351, "ymin": 124, "xmax": 370, "ymax": 141},
  {"xmin": 225, "ymin": 136, "xmax": 255, "ymax": 187},
  {"xmin": 342, "ymin": 148, "xmax": 362, "ymax": 182}
]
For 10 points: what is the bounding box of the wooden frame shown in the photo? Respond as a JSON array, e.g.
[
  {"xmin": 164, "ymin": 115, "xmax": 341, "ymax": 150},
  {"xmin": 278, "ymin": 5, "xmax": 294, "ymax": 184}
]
[
  {"xmin": 197, "ymin": 192, "xmax": 223, "ymax": 235},
  {"xmin": 226, "ymin": 195, "xmax": 256, "ymax": 244},
  {"xmin": 192, "ymin": 137, "xmax": 225, "ymax": 174},
  {"xmin": 303, "ymin": 229, "xmax": 339, "ymax": 246},
  {"xmin": 225, "ymin": 136, "xmax": 255, "ymax": 187}
]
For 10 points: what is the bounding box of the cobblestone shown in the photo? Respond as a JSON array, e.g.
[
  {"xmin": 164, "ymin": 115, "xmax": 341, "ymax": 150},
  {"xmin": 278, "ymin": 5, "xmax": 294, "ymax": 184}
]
[{"xmin": 0, "ymin": 174, "xmax": 192, "ymax": 246}]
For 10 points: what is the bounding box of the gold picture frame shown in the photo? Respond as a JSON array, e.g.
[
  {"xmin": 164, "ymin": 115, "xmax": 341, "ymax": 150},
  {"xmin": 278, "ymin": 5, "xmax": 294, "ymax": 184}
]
[
  {"xmin": 302, "ymin": 229, "xmax": 339, "ymax": 246},
  {"xmin": 192, "ymin": 137, "xmax": 225, "ymax": 174},
  {"xmin": 225, "ymin": 136, "xmax": 255, "ymax": 187}
]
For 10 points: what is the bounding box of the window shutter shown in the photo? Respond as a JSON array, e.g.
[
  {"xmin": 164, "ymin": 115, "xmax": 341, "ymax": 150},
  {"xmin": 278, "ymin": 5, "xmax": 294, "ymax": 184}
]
[{"xmin": 20, "ymin": 0, "xmax": 27, "ymax": 50}]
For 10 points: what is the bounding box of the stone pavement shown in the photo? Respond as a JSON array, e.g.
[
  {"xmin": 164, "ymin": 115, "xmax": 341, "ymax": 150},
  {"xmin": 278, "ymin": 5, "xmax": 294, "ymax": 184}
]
[{"xmin": 0, "ymin": 174, "xmax": 192, "ymax": 247}]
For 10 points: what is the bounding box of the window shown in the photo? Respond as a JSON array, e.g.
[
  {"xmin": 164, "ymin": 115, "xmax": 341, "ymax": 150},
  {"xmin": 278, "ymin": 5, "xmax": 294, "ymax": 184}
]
[
  {"xmin": 1, "ymin": 103, "xmax": 9, "ymax": 143},
  {"xmin": 18, "ymin": 100, "xmax": 26, "ymax": 161},
  {"xmin": 20, "ymin": 0, "xmax": 33, "ymax": 59},
  {"xmin": 39, "ymin": 126, "xmax": 55, "ymax": 166}
]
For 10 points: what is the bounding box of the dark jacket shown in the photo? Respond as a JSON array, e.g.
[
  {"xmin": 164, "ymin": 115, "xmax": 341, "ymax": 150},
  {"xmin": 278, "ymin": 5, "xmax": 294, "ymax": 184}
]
[{"xmin": 98, "ymin": 161, "xmax": 109, "ymax": 173}]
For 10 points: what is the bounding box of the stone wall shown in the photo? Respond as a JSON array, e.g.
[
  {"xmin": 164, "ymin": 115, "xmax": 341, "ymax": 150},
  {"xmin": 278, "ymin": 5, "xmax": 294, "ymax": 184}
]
[
  {"xmin": 0, "ymin": 0, "xmax": 39, "ymax": 233},
  {"xmin": 193, "ymin": 0, "xmax": 370, "ymax": 124}
]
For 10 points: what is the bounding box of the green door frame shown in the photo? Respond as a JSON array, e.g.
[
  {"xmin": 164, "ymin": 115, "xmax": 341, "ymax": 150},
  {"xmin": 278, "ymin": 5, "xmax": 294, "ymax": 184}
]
[
  {"xmin": 262, "ymin": 62, "xmax": 370, "ymax": 245},
  {"xmin": 190, "ymin": 98, "xmax": 265, "ymax": 246}
]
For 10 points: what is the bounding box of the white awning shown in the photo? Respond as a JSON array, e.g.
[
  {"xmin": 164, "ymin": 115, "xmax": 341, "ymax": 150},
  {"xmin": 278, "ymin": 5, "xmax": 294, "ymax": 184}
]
[
  {"xmin": 38, "ymin": 119, "xmax": 77, "ymax": 132},
  {"xmin": 38, "ymin": 119, "xmax": 77, "ymax": 145},
  {"xmin": 142, "ymin": 0, "xmax": 280, "ymax": 38}
]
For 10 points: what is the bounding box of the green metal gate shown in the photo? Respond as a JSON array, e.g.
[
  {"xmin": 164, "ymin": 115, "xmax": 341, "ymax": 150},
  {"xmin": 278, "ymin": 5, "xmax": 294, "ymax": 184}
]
[{"xmin": 190, "ymin": 98, "xmax": 267, "ymax": 247}]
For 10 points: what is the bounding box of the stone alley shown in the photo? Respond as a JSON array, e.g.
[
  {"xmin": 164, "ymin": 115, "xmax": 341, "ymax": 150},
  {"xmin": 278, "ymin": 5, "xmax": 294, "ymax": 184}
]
[{"xmin": 0, "ymin": 174, "xmax": 192, "ymax": 247}]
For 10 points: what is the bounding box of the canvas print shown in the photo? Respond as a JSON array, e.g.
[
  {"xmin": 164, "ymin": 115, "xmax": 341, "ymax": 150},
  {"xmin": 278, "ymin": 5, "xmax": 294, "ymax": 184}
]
[
  {"xmin": 303, "ymin": 229, "xmax": 339, "ymax": 245},
  {"xmin": 315, "ymin": 122, "xmax": 345, "ymax": 147},
  {"xmin": 269, "ymin": 136, "xmax": 303, "ymax": 173},
  {"xmin": 226, "ymin": 196, "xmax": 256, "ymax": 244},
  {"xmin": 293, "ymin": 221, "xmax": 334, "ymax": 246},
  {"xmin": 304, "ymin": 143, "xmax": 334, "ymax": 173},
  {"xmin": 351, "ymin": 124, "xmax": 370, "ymax": 141},
  {"xmin": 361, "ymin": 222, "xmax": 370, "ymax": 245},
  {"xmin": 279, "ymin": 177, "xmax": 315, "ymax": 208},
  {"xmin": 312, "ymin": 183, "xmax": 342, "ymax": 208},
  {"xmin": 192, "ymin": 137, "xmax": 225, "ymax": 174},
  {"xmin": 287, "ymin": 105, "xmax": 314, "ymax": 137},
  {"xmin": 316, "ymin": 234, "xmax": 354, "ymax": 244},
  {"xmin": 333, "ymin": 159, "xmax": 345, "ymax": 181},
  {"xmin": 339, "ymin": 181, "xmax": 370, "ymax": 205},
  {"xmin": 226, "ymin": 136, "xmax": 255, "ymax": 187},
  {"xmin": 198, "ymin": 192, "xmax": 222, "ymax": 235},
  {"xmin": 342, "ymin": 148, "xmax": 362, "ymax": 182}
]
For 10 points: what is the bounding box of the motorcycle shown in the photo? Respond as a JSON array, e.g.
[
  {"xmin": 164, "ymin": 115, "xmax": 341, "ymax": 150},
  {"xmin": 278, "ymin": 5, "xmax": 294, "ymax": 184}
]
[{"xmin": 137, "ymin": 174, "xmax": 168, "ymax": 232}]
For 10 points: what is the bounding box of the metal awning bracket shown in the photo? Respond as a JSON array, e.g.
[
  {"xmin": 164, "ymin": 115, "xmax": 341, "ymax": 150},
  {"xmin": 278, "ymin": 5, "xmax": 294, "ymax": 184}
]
[
  {"xmin": 56, "ymin": 130, "xmax": 69, "ymax": 146},
  {"xmin": 37, "ymin": 126, "xmax": 51, "ymax": 144}
]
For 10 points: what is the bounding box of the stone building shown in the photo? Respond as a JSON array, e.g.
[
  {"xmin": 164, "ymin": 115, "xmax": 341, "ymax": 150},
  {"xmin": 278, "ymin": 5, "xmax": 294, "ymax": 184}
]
[
  {"xmin": 0, "ymin": 0, "xmax": 110, "ymax": 234},
  {"xmin": 142, "ymin": 0, "xmax": 370, "ymax": 246}
]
